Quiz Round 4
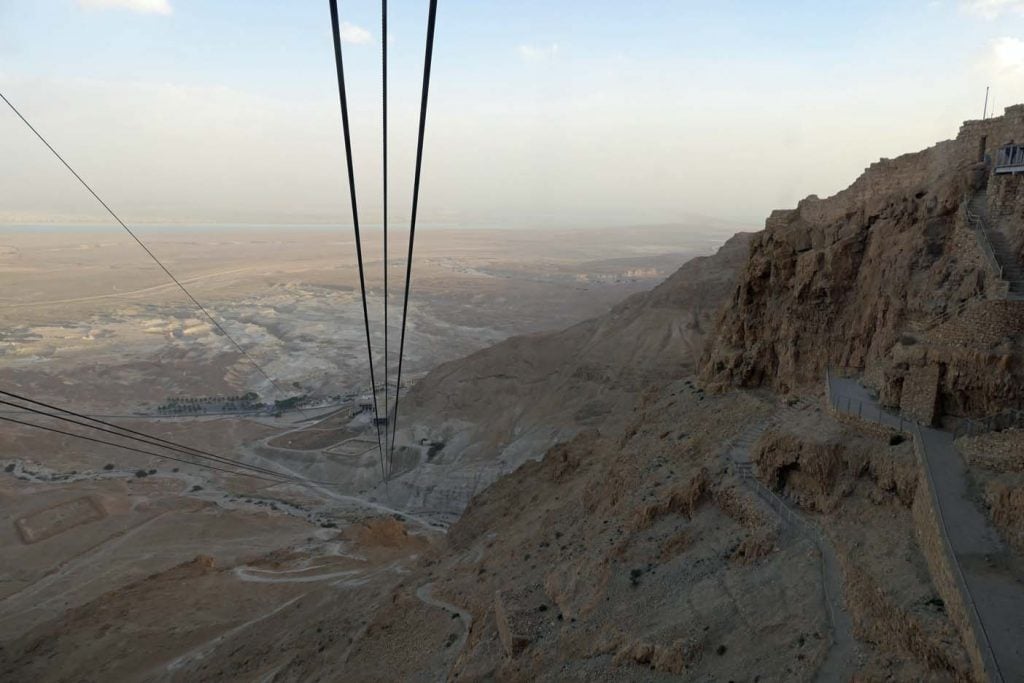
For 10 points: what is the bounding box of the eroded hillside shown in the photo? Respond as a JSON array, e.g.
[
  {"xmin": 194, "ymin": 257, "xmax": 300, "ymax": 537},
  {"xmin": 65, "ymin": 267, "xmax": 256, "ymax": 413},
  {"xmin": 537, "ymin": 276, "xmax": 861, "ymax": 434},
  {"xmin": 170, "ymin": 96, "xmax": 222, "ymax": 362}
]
[
  {"xmin": 701, "ymin": 107, "xmax": 1024, "ymax": 422},
  {"xmin": 380, "ymin": 233, "xmax": 753, "ymax": 514},
  {"xmin": 0, "ymin": 383, "xmax": 972, "ymax": 682}
]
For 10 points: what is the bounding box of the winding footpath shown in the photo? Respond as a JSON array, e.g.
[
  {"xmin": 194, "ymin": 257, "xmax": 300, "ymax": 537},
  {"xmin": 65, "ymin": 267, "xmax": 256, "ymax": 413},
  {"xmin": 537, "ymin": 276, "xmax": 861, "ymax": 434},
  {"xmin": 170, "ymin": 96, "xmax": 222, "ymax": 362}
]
[
  {"xmin": 726, "ymin": 411, "xmax": 857, "ymax": 683},
  {"xmin": 415, "ymin": 582, "xmax": 473, "ymax": 669},
  {"xmin": 828, "ymin": 373, "xmax": 1024, "ymax": 682}
]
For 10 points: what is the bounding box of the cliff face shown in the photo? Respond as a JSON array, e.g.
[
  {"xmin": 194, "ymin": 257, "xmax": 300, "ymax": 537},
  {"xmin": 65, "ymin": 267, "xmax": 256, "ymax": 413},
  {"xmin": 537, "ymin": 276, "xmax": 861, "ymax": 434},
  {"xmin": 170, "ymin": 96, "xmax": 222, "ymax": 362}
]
[{"xmin": 701, "ymin": 107, "xmax": 1024, "ymax": 420}]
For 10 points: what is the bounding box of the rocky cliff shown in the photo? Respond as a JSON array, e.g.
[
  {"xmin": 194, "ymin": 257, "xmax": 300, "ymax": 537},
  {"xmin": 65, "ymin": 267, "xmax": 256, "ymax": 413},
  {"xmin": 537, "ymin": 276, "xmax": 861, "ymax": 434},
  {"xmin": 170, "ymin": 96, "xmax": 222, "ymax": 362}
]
[{"xmin": 701, "ymin": 106, "xmax": 1024, "ymax": 422}]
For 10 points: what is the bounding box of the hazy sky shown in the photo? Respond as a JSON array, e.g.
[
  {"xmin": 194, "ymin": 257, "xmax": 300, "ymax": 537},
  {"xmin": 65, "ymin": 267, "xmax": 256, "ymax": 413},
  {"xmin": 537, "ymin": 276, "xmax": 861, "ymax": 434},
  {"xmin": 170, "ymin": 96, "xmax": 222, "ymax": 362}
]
[{"xmin": 2, "ymin": 0, "xmax": 1024, "ymax": 228}]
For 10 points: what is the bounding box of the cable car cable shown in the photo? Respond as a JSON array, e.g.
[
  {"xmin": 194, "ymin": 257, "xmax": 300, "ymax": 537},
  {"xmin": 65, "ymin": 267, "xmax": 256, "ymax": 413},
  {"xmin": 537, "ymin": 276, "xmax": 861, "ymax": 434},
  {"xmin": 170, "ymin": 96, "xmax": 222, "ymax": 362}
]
[
  {"xmin": 0, "ymin": 90, "xmax": 301, "ymax": 412},
  {"xmin": 389, "ymin": 0, "xmax": 438, "ymax": 466},
  {"xmin": 327, "ymin": 0, "xmax": 386, "ymax": 482}
]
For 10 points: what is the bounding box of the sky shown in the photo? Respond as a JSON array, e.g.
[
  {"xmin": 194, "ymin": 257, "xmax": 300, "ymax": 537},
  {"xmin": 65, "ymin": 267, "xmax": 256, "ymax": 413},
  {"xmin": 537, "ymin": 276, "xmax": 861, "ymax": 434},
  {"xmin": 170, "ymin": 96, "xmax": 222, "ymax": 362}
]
[{"xmin": 2, "ymin": 0, "xmax": 1024, "ymax": 229}]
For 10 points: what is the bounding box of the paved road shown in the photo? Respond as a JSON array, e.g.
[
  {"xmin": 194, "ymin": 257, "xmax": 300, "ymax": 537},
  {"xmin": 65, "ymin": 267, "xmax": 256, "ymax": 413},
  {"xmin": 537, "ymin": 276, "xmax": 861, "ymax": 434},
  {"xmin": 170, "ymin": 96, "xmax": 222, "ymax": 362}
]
[
  {"xmin": 0, "ymin": 265, "xmax": 259, "ymax": 309},
  {"xmin": 829, "ymin": 374, "xmax": 1024, "ymax": 682}
]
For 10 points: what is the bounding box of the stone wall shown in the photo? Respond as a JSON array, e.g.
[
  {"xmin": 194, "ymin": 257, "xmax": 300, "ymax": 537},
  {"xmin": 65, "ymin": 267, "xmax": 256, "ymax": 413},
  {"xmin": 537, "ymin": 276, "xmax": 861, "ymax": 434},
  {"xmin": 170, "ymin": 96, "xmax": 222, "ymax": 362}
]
[
  {"xmin": 988, "ymin": 174, "xmax": 1024, "ymax": 262},
  {"xmin": 911, "ymin": 462, "xmax": 996, "ymax": 683},
  {"xmin": 958, "ymin": 103, "xmax": 1024, "ymax": 168},
  {"xmin": 967, "ymin": 105, "xmax": 1024, "ymax": 264},
  {"xmin": 988, "ymin": 173, "xmax": 1024, "ymax": 217},
  {"xmin": 834, "ymin": 283, "xmax": 1023, "ymax": 420},
  {"xmin": 827, "ymin": 396, "xmax": 998, "ymax": 682},
  {"xmin": 950, "ymin": 214, "xmax": 1005, "ymax": 296},
  {"xmin": 957, "ymin": 429, "xmax": 1024, "ymax": 473},
  {"xmin": 927, "ymin": 300, "xmax": 1024, "ymax": 349},
  {"xmin": 922, "ymin": 300, "xmax": 1024, "ymax": 418},
  {"xmin": 900, "ymin": 364, "xmax": 941, "ymax": 426},
  {"xmin": 493, "ymin": 585, "xmax": 546, "ymax": 658}
]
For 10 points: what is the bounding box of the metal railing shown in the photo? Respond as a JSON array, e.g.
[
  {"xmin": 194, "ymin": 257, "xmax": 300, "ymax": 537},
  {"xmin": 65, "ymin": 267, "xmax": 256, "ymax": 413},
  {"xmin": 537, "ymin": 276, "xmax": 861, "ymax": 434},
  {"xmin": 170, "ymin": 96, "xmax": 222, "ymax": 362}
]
[
  {"xmin": 825, "ymin": 368, "xmax": 1004, "ymax": 683},
  {"xmin": 723, "ymin": 417, "xmax": 839, "ymax": 636},
  {"xmin": 995, "ymin": 144, "xmax": 1024, "ymax": 171},
  {"xmin": 741, "ymin": 464, "xmax": 800, "ymax": 528},
  {"xmin": 955, "ymin": 409, "xmax": 1024, "ymax": 438},
  {"xmin": 964, "ymin": 198, "xmax": 1005, "ymax": 281},
  {"xmin": 825, "ymin": 369, "xmax": 912, "ymax": 435},
  {"xmin": 909, "ymin": 425, "xmax": 1004, "ymax": 683}
]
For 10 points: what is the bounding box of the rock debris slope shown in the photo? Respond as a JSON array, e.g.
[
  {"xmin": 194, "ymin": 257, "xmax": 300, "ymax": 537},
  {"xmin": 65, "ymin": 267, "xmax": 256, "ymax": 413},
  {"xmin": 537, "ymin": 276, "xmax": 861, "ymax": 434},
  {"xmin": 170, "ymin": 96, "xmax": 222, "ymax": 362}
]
[{"xmin": 383, "ymin": 233, "xmax": 753, "ymax": 513}]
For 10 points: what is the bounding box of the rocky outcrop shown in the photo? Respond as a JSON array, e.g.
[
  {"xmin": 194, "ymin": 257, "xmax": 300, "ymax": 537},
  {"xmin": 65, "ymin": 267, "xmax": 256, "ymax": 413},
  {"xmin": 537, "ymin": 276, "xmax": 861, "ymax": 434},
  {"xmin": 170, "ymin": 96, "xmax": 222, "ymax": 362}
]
[
  {"xmin": 700, "ymin": 107, "xmax": 1024, "ymax": 421},
  {"xmin": 414, "ymin": 387, "xmax": 834, "ymax": 681},
  {"xmin": 754, "ymin": 431, "xmax": 919, "ymax": 512},
  {"xmin": 838, "ymin": 555, "xmax": 972, "ymax": 679}
]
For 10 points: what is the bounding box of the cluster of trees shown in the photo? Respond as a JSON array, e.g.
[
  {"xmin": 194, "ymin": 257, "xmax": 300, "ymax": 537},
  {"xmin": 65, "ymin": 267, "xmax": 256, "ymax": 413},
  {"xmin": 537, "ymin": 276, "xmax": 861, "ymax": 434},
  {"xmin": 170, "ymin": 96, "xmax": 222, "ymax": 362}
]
[
  {"xmin": 273, "ymin": 395, "xmax": 307, "ymax": 411},
  {"xmin": 153, "ymin": 391, "xmax": 355, "ymax": 418},
  {"xmin": 155, "ymin": 392, "xmax": 262, "ymax": 415}
]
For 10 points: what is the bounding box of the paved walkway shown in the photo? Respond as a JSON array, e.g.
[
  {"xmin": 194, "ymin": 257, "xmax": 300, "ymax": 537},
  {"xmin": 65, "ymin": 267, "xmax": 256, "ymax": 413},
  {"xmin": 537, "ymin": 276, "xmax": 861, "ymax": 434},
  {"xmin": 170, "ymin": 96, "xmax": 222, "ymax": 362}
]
[
  {"xmin": 727, "ymin": 411, "xmax": 856, "ymax": 683},
  {"xmin": 828, "ymin": 374, "xmax": 1024, "ymax": 682}
]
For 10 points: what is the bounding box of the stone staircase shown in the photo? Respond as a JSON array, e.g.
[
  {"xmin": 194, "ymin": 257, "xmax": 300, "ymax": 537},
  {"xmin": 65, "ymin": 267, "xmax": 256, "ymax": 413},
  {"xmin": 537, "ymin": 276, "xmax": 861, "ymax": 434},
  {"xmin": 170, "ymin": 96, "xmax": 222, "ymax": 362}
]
[
  {"xmin": 967, "ymin": 191, "xmax": 1024, "ymax": 297},
  {"xmin": 986, "ymin": 229, "xmax": 1024, "ymax": 295}
]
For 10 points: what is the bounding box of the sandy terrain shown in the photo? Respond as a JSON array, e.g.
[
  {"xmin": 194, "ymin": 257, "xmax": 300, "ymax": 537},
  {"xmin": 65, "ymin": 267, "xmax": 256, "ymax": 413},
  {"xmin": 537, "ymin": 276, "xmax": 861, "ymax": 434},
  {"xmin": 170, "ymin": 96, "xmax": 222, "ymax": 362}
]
[
  {"xmin": 0, "ymin": 224, "xmax": 729, "ymax": 411},
  {"xmin": 0, "ymin": 222, "xmax": 739, "ymax": 680}
]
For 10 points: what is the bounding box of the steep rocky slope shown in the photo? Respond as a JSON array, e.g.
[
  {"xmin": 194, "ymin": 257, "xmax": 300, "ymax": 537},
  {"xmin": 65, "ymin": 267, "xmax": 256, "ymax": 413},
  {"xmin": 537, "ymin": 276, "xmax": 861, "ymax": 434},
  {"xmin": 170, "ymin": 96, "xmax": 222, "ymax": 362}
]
[
  {"xmin": 394, "ymin": 387, "xmax": 968, "ymax": 682},
  {"xmin": 0, "ymin": 384, "xmax": 971, "ymax": 682},
  {"xmin": 700, "ymin": 107, "xmax": 1024, "ymax": 422},
  {"xmin": 381, "ymin": 233, "xmax": 753, "ymax": 513}
]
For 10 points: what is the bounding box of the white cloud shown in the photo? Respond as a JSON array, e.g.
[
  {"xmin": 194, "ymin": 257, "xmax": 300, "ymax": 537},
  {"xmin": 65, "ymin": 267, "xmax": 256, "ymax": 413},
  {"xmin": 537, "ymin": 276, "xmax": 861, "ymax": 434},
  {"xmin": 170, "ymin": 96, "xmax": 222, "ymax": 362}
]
[
  {"xmin": 961, "ymin": 0, "xmax": 1024, "ymax": 19},
  {"xmin": 340, "ymin": 21, "xmax": 373, "ymax": 45},
  {"xmin": 76, "ymin": 0, "xmax": 172, "ymax": 15},
  {"xmin": 971, "ymin": 37, "xmax": 1024, "ymax": 116},
  {"xmin": 517, "ymin": 43, "xmax": 559, "ymax": 63},
  {"xmin": 979, "ymin": 36, "xmax": 1024, "ymax": 74}
]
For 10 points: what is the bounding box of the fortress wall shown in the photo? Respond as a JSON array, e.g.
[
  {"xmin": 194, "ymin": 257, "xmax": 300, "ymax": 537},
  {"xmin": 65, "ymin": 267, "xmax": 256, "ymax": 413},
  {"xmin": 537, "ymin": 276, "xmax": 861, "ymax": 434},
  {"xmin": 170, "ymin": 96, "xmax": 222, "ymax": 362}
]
[
  {"xmin": 912, "ymin": 456, "xmax": 996, "ymax": 683},
  {"xmin": 929, "ymin": 300, "xmax": 1024, "ymax": 348},
  {"xmin": 826, "ymin": 391, "xmax": 995, "ymax": 682},
  {"xmin": 957, "ymin": 103, "xmax": 1024, "ymax": 163}
]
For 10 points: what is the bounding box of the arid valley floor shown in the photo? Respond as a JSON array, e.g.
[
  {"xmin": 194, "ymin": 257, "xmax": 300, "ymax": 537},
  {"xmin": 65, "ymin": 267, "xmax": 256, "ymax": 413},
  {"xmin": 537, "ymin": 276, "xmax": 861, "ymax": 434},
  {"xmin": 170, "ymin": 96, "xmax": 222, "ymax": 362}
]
[{"xmin": 0, "ymin": 221, "xmax": 739, "ymax": 681}]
